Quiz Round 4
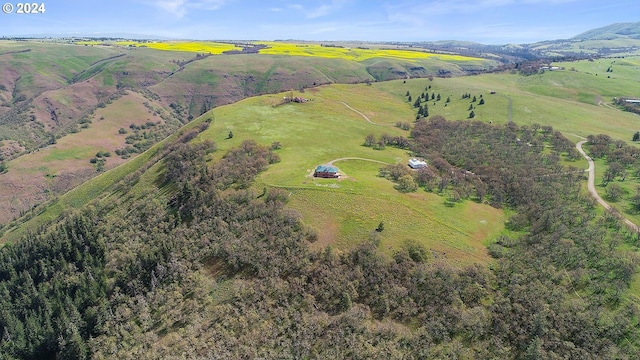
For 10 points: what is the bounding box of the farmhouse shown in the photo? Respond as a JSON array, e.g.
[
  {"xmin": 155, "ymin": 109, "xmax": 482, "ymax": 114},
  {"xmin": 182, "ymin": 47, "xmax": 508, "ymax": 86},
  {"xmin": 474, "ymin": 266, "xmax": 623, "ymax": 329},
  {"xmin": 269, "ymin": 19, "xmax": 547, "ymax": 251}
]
[
  {"xmin": 408, "ymin": 158, "xmax": 427, "ymax": 169},
  {"xmin": 314, "ymin": 165, "xmax": 339, "ymax": 178}
]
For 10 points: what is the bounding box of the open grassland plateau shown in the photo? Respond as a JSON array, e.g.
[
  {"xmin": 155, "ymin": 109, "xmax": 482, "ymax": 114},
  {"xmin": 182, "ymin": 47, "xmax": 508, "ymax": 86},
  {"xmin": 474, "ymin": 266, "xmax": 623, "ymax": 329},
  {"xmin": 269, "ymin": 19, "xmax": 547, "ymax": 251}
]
[{"xmin": 2, "ymin": 83, "xmax": 508, "ymax": 266}]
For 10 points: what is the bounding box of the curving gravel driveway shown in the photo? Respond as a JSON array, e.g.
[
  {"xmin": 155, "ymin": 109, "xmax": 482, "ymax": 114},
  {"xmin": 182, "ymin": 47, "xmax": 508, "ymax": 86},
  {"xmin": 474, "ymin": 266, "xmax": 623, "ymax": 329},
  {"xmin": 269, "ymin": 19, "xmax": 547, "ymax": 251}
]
[{"xmin": 576, "ymin": 140, "xmax": 639, "ymax": 231}]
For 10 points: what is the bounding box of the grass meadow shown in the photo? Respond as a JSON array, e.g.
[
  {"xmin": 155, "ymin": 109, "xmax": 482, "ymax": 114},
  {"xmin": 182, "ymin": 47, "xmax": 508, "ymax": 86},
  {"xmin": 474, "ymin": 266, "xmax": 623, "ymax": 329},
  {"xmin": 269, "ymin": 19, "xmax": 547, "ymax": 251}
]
[
  {"xmin": 195, "ymin": 85, "xmax": 507, "ymax": 265},
  {"xmin": 380, "ymin": 69, "xmax": 640, "ymax": 140}
]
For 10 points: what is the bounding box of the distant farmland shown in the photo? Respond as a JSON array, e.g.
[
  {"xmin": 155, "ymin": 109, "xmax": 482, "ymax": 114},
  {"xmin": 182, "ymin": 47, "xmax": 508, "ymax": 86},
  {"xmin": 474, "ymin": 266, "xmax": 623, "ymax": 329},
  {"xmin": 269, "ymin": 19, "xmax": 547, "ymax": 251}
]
[{"xmin": 98, "ymin": 40, "xmax": 487, "ymax": 63}]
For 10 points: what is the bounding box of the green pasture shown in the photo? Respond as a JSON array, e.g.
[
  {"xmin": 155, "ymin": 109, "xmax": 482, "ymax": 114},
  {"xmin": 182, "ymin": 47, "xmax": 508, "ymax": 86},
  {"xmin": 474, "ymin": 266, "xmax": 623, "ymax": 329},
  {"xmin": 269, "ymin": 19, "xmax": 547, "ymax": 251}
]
[
  {"xmin": 0, "ymin": 40, "xmax": 120, "ymax": 85},
  {"xmin": 375, "ymin": 70, "xmax": 640, "ymax": 142},
  {"xmin": 197, "ymin": 86, "xmax": 506, "ymax": 264},
  {"xmin": 42, "ymin": 147, "xmax": 94, "ymax": 162},
  {"xmin": 200, "ymin": 86, "xmax": 411, "ymax": 187}
]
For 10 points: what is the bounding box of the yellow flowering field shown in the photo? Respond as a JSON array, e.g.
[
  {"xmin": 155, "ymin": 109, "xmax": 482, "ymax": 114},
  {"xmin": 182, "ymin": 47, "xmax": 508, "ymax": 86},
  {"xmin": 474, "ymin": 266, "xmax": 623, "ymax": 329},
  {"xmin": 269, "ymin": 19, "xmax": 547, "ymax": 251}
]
[
  {"xmin": 114, "ymin": 41, "xmax": 242, "ymax": 54},
  {"xmin": 78, "ymin": 40, "xmax": 483, "ymax": 62},
  {"xmin": 255, "ymin": 41, "xmax": 482, "ymax": 62}
]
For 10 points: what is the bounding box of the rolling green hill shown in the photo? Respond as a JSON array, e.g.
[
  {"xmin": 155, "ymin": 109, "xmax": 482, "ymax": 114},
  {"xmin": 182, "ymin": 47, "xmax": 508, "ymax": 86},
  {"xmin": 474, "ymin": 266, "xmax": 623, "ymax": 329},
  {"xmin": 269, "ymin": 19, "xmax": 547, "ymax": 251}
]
[
  {"xmin": 0, "ymin": 39, "xmax": 497, "ymax": 224},
  {"xmin": 3, "ymin": 27, "xmax": 640, "ymax": 358},
  {"xmin": 573, "ymin": 22, "xmax": 640, "ymax": 40}
]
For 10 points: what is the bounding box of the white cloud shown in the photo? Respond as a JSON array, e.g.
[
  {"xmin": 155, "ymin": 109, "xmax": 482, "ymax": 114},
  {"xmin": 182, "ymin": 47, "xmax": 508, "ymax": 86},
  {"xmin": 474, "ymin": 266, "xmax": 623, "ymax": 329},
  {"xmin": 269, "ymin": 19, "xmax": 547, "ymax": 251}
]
[
  {"xmin": 154, "ymin": 0, "xmax": 187, "ymax": 17},
  {"xmin": 289, "ymin": 0, "xmax": 351, "ymax": 19},
  {"xmin": 147, "ymin": 0, "xmax": 229, "ymax": 18},
  {"xmin": 386, "ymin": 0, "xmax": 579, "ymax": 17}
]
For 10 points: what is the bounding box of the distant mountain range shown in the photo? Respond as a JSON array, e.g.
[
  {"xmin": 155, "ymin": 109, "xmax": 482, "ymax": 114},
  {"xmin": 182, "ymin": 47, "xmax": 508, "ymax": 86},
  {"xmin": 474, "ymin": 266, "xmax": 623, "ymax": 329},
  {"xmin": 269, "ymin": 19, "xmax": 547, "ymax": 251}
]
[{"xmin": 573, "ymin": 22, "xmax": 640, "ymax": 40}]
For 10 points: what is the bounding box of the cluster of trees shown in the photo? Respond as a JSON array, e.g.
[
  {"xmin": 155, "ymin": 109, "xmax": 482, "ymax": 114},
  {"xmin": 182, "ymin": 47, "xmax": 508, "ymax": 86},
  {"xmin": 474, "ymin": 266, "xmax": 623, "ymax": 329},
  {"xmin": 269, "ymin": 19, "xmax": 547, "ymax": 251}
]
[
  {"xmin": 0, "ymin": 214, "xmax": 107, "ymax": 359},
  {"xmin": 396, "ymin": 117, "xmax": 585, "ymax": 207},
  {"xmin": 113, "ymin": 121, "xmax": 180, "ymax": 159},
  {"xmin": 615, "ymin": 98, "xmax": 640, "ymax": 116},
  {"xmin": 408, "ymin": 86, "xmax": 490, "ymax": 120},
  {"xmin": 364, "ymin": 133, "xmax": 410, "ymax": 150},
  {"xmin": 587, "ymin": 133, "xmax": 640, "ymax": 213},
  {"xmin": 395, "ymin": 121, "xmax": 411, "ymax": 130},
  {"xmin": 407, "ymin": 86, "xmax": 444, "ymax": 120},
  {"xmin": 2, "ymin": 119, "xmax": 640, "ymax": 358}
]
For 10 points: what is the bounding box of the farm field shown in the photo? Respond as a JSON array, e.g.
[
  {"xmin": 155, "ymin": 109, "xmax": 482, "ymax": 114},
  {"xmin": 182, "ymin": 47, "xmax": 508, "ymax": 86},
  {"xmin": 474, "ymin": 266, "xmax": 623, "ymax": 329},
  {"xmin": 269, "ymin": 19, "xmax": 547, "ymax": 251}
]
[
  {"xmin": 114, "ymin": 40, "xmax": 242, "ymax": 54},
  {"xmin": 111, "ymin": 39, "xmax": 490, "ymax": 63},
  {"xmin": 254, "ymin": 41, "xmax": 486, "ymax": 62}
]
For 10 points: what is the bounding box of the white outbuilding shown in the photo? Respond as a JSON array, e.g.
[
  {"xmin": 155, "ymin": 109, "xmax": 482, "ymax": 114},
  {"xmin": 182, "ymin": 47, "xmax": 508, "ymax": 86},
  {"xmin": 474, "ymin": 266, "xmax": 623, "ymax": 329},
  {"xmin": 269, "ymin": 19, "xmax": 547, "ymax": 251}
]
[{"xmin": 408, "ymin": 158, "xmax": 427, "ymax": 169}]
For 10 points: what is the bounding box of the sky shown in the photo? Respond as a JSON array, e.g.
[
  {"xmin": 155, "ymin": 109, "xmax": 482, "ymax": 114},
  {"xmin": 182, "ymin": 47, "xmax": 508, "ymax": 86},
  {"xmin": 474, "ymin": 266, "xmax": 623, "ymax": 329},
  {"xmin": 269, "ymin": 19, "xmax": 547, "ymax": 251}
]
[{"xmin": 1, "ymin": 0, "xmax": 638, "ymax": 44}]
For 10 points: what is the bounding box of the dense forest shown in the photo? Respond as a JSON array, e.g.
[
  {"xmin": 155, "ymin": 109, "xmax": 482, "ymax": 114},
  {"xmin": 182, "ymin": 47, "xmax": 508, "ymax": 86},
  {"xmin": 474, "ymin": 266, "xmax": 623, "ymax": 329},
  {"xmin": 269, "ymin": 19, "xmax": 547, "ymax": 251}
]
[{"xmin": 1, "ymin": 117, "xmax": 639, "ymax": 359}]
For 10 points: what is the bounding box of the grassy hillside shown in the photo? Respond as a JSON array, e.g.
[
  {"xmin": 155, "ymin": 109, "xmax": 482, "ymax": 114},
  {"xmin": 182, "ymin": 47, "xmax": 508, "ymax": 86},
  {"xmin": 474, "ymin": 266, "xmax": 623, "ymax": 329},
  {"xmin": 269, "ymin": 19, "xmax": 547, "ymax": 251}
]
[
  {"xmin": 5, "ymin": 40, "xmax": 497, "ymax": 226},
  {"xmin": 0, "ymin": 91, "xmax": 174, "ymax": 223},
  {"xmin": 573, "ymin": 22, "xmax": 640, "ymax": 40},
  {"xmin": 198, "ymin": 87, "xmax": 506, "ymax": 264},
  {"xmin": 6, "ymin": 56, "xmax": 640, "ymax": 250},
  {"xmin": 3, "ymin": 103, "xmax": 638, "ymax": 359}
]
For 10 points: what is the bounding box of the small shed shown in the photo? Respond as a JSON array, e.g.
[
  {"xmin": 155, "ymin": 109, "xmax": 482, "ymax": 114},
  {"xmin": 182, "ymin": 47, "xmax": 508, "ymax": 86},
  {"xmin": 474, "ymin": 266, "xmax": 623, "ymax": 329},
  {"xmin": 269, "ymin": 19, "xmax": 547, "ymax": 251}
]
[
  {"xmin": 314, "ymin": 165, "xmax": 339, "ymax": 178},
  {"xmin": 408, "ymin": 158, "xmax": 427, "ymax": 169}
]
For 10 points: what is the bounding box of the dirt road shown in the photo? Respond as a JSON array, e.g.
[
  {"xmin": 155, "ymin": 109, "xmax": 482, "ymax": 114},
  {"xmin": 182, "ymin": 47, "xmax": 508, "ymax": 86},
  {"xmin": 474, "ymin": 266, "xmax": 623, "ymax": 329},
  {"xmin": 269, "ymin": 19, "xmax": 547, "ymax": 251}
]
[
  {"xmin": 327, "ymin": 157, "xmax": 391, "ymax": 166},
  {"xmin": 340, "ymin": 102, "xmax": 391, "ymax": 126},
  {"xmin": 576, "ymin": 140, "xmax": 639, "ymax": 231}
]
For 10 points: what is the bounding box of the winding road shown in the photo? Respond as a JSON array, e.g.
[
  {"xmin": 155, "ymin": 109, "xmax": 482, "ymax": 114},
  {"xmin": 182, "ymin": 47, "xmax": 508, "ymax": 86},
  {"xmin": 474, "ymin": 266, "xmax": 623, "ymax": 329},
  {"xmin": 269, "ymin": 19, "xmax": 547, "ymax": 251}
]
[
  {"xmin": 340, "ymin": 102, "xmax": 391, "ymax": 126},
  {"xmin": 575, "ymin": 139, "xmax": 639, "ymax": 232}
]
